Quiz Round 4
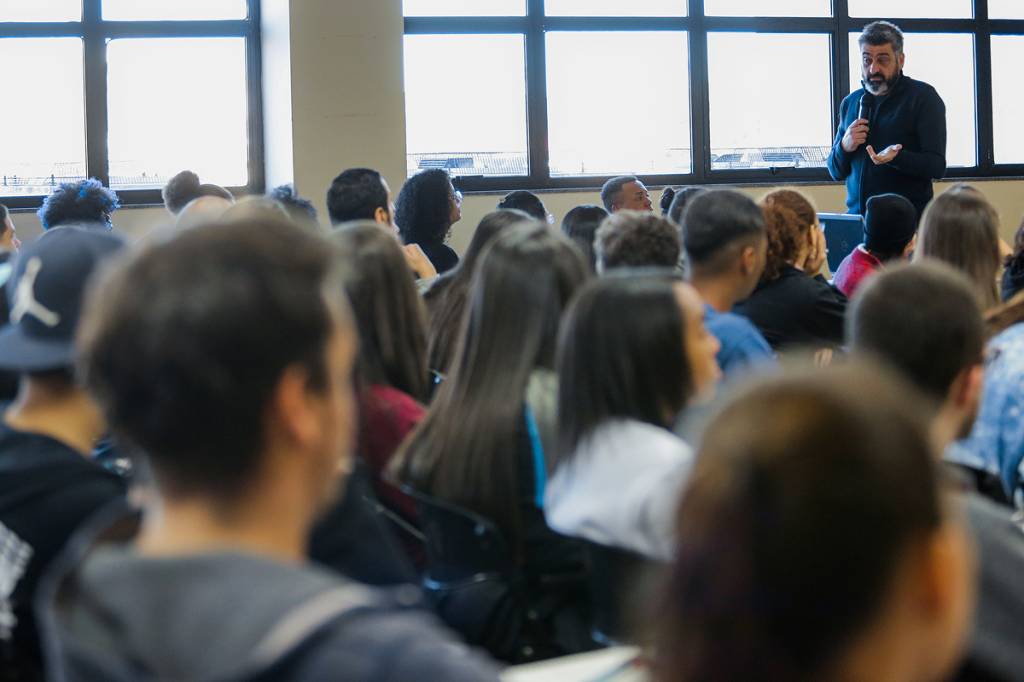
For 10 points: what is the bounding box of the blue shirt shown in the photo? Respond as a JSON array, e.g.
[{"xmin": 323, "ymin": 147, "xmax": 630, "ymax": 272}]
[{"xmin": 704, "ymin": 304, "xmax": 775, "ymax": 377}]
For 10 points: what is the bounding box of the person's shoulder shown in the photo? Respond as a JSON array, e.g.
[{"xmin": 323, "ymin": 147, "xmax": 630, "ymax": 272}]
[{"xmin": 904, "ymin": 75, "xmax": 943, "ymax": 101}]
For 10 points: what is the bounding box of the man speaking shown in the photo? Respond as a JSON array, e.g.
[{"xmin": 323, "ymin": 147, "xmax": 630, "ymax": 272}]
[{"xmin": 828, "ymin": 21, "xmax": 946, "ymax": 218}]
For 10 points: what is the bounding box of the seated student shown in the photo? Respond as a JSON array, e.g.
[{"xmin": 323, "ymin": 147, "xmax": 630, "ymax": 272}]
[
  {"xmin": 161, "ymin": 170, "xmax": 233, "ymax": 216},
  {"xmin": 174, "ymin": 196, "xmax": 233, "ymax": 230},
  {"xmin": 848, "ymin": 262, "xmax": 1024, "ymax": 681},
  {"xmin": 681, "ymin": 190, "xmax": 774, "ymax": 377},
  {"xmin": 326, "ymin": 167, "xmax": 436, "ymax": 280},
  {"xmin": 270, "ymin": 184, "xmax": 320, "ymax": 231},
  {"xmin": 665, "ymin": 187, "xmax": 707, "ymax": 227},
  {"xmin": 0, "ymin": 228, "xmax": 127, "ymax": 680},
  {"xmin": 395, "ymin": 169, "xmax": 463, "ymax": 274},
  {"xmin": 0, "ymin": 204, "xmax": 20, "ymax": 401},
  {"xmin": 560, "ymin": 205, "xmax": 607, "ymax": 272},
  {"xmin": 734, "ymin": 189, "xmax": 847, "ymax": 351},
  {"xmin": 424, "ymin": 209, "xmax": 534, "ymax": 377},
  {"xmin": 655, "ymin": 365, "xmax": 974, "ymax": 682},
  {"xmin": 545, "ymin": 276, "xmax": 719, "ymax": 561},
  {"xmin": 37, "ymin": 178, "xmax": 119, "ymax": 231},
  {"xmin": 832, "ymin": 193, "xmax": 918, "ymax": 298},
  {"xmin": 1000, "ymin": 217, "xmax": 1024, "ymax": 302},
  {"xmin": 601, "ymin": 176, "xmax": 653, "ymax": 214},
  {"xmin": 498, "ymin": 190, "xmax": 549, "ymax": 223},
  {"xmin": 659, "ymin": 186, "xmax": 681, "ymax": 217},
  {"xmin": 914, "ymin": 184, "xmax": 1002, "ymax": 310},
  {"xmin": 43, "ymin": 218, "xmax": 498, "ymax": 680},
  {"xmin": 391, "ymin": 224, "xmax": 591, "ymax": 640},
  {"xmin": 595, "ymin": 212, "xmax": 680, "ymax": 274}
]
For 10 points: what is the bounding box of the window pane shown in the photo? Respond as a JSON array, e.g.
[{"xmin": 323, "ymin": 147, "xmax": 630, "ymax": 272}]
[
  {"xmin": 0, "ymin": 0, "xmax": 79, "ymax": 22},
  {"xmin": 992, "ymin": 36, "xmax": 1024, "ymax": 164},
  {"xmin": 545, "ymin": 0, "xmax": 685, "ymax": 16},
  {"xmin": 989, "ymin": 0, "xmax": 1024, "ymax": 19},
  {"xmin": 848, "ymin": 33, "xmax": 975, "ymax": 167},
  {"xmin": 0, "ymin": 38, "xmax": 85, "ymax": 197},
  {"xmin": 404, "ymin": 34, "xmax": 528, "ymax": 177},
  {"xmin": 546, "ymin": 32, "xmax": 690, "ymax": 176},
  {"xmin": 107, "ymin": 38, "xmax": 249, "ymax": 189},
  {"xmin": 403, "ymin": 0, "xmax": 524, "ymax": 16},
  {"xmin": 848, "ymin": 0, "xmax": 971, "ymax": 18},
  {"xmin": 103, "ymin": 0, "xmax": 247, "ymax": 21},
  {"xmin": 708, "ymin": 33, "xmax": 832, "ymax": 170},
  {"xmin": 704, "ymin": 0, "xmax": 830, "ymax": 17}
]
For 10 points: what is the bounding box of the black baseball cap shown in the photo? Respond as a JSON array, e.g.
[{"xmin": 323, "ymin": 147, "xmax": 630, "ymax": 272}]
[{"xmin": 0, "ymin": 226, "xmax": 124, "ymax": 372}]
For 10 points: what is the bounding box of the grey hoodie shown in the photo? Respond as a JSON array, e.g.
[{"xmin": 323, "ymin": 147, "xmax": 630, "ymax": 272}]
[{"xmin": 41, "ymin": 547, "xmax": 500, "ymax": 681}]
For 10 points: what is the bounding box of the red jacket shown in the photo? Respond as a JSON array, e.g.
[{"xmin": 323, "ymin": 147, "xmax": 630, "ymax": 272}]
[{"xmin": 833, "ymin": 246, "xmax": 882, "ymax": 298}]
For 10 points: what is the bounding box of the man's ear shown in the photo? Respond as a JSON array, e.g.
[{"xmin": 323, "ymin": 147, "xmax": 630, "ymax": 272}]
[
  {"xmin": 374, "ymin": 207, "xmax": 390, "ymax": 226},
  {"xmin": 739, "ymin": 245, "xmax": 757, "ymax": 276},
  {"xmin": 269, "ymin": 365, "xmax": 320, "ymax": 451},
  {"xmin": 950, "ymin": 363, "xmax": 984, "ymax": 413},
  {"xmin": 898, "ymin": 52, "xmax": 906, "ymax": 70}
]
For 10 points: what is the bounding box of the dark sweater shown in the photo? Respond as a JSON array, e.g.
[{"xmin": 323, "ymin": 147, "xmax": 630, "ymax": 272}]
[{"xmin": 827, "ymin": 75, "xmax": 947, "ymax": 218}]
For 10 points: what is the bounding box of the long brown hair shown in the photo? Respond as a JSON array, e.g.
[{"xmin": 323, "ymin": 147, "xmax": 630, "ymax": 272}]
[
  {"xmin": 760, "ymin": 189, "xmax": 817, "ymax": 281},
  {"xmin": 916, "ymin": 184, "xmax": 1001, "ymax": 310}
]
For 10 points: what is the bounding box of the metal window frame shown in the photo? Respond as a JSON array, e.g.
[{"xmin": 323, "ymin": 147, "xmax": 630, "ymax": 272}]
[
  {"xmin": 404, "ymin": 0, "xmax": 1024, "ymax": 193},
  {"xmin": 0, "ymin": 0, "xmax": 264, "ymax": 209}
]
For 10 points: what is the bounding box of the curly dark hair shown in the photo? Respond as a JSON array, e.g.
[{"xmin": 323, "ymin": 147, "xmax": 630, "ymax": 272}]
[
  {"xmin": 595, "ymin": 211, "xmax": 681, "ymax": 272},
  {"xmin": 162, "ymin": 170, "xmax": 233, "ymax": 215},
  {"xmin": 760, "ymin": 189, "xmax": 817, "ymax": 281},
  {"xmin": 270, "ymin": 184, "xmax": 319, "ymax": 227},
  {"xmin": 38, "ymin": 178, "xmax": 120, "ymax": 230},
  {"xmin": 394, "ymin": 169, "xmax": 454, "ymax": 246}
]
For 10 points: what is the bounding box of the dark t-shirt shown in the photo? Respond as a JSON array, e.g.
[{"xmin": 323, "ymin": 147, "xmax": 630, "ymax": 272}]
[{"xmin": 0, "ymin": 421, "xmax": 125, "ymax": 677}]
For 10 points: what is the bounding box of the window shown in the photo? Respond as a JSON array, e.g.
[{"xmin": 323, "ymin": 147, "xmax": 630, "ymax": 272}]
[
  {"xmin": 0, "ymin": 0, "xmax": 261, "ymax": 206},
  {"xmin": 404, "ymin": 2, "xmax": 1024, "ymax": 191}
]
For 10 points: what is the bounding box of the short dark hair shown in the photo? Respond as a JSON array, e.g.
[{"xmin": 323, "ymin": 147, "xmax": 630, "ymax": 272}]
[
  {"xmin": 666, "ymin": 187, "xmax": 708, "ymax": 226},
  {"xmin": 682, "ymin": 189, "xmax": 766, "ymax": 276},
  {"xmin": 560, "ymin": 204, "xmax": 609, "ymax": 271},
  {"xmin": 601, "ymin": 176, "xmax": 639, "ymax": 212},
  {"xmin": 596, "ymin": 211, "xmax": 680, "ymax": 272},
  {"xmin": 38, "ymin": 178, "xmax": 119, "ymax": 230},
  {"xmin": 0, "ymin": 203, "xmax": 8, "ymax": 228},
  {"xmin": 326, "ymin": 168, "xmax": 389, "ymax": 225},
  {"xmin": 394, "ymin": 169, "xmax": 454, "ymax": 246},
  {"xmin": 497, "ymin": 190, "xmax": 547, "ymax": 221},
  {"xmin": 859, "ymin": 20, "xmax": 904, "ymax": 54},
  {"xmin": 162, "ymin": 170, "xmax": 233, "ymax": 215},
  {"xmin": 848, "ymin": 261, "xmax": 984, "ymax": 403},
  {"xmin": 270, "ymin": 184, "xmax": 319, "ymax": 227},
  {"xmin": 78, "ymin": 218, "xmax": 343, "ymax": 499}
]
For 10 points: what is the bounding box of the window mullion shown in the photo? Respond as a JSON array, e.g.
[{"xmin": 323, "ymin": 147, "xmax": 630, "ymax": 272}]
[
  {"xmin": 526, "ymin": 0, "xmax": 551, "ymax": 187},
  {"xmin": 82, "ymin": 0, "xmax": 109, "ymax": 186},
  {"xmin": 975, "ymin": 0, "xmax": 995, "ymax": 171},
  {"xmin": 689, "ymin": 0, "xmax": 710, "ymax": 183}
]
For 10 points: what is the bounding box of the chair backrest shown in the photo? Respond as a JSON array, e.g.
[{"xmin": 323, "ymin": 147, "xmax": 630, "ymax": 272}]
[
  {"xmin": 819, "ymin": 212, "xmax": 865, "ymax": 274},
  {"xmin": 584, "ymin": 542, "xmax": 662, "ymax": 646}
]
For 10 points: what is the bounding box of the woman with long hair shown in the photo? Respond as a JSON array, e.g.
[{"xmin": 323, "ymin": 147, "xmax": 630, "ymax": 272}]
[
  {"xmin": 734, "ymin": 189, "xmax": 847, "ymax": 350},
  {"xmin": 655, "ymin": 366, "xmax": 974, "ymax": 682},
  {"xmin": 545, "ymin": 275, "xmax": 720, "ymax": 561},
  {"xmin": 394, "ymin": 169, "xmax": 463, "ymax": 274}
]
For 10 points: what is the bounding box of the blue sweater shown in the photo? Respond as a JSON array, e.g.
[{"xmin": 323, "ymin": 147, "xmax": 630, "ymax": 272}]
[{"xmin": 827, "ymin": 75, "xmax": 946, "ymax": 217}]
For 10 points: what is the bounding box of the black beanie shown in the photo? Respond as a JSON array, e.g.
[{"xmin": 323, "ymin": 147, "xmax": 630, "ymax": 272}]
[{"xmin": 864, "ymin": 193, "xmax": 918, "ymax": 255}]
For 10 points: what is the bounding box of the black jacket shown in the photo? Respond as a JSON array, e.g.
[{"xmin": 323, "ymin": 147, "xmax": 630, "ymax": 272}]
[{"xmin": 827, "ymin": 75, "xmax": 947, "ymax": 217}]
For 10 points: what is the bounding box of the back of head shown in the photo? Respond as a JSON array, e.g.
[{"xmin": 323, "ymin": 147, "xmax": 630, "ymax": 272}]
[
  {"xmin": 760, "ymin": 189, "xmax": 817, "ymax": 281},
  {"xmin": 917, "ymin": 185, "xmax": 1001, "ymax": 309},
  {"xmin": 596, "ymin": 211, "xmax": 680, "ymax": 273},
  {"xmin": 497, "ymin": 190, "xmax": 547, "ymax": 222},
  {"xmin": 330, "ymin": 221, "xmax": 428, "ymax": 401},
  {"xmin": 270, "ymin": 185, "xmax": 319, "ymax": 230},
  {"xmin": 38, "ymin": 179, "xmax": 120, "ymax": 230},
  {"xmin": 162, "ymin": 170, "xmax": 233, "ymax": 216},
  {"xmin": 394, "ymin": 169, "xmax": 453, "ymax": 245},
  {"xmin": 326, "ymin": 168, "xmax": 388, "ymax": 225},
  {"xmin": 682, "ymin": 189, "xmax": 765, "ymax": 276},
  {"xmin": 175, "ymin": 196, "xmax": 233, "ymax": 231},
  {"xmin": 601, "ymin": 176, "xmax": 639, "ymax": 213},
  {"xmin": 657, "ymin": 365, "xmax": 950, "ymax": 681},
  {"xmin": 560, "ymin": 205, "xmax": 608, "ymax": 271},
  {"xmin": 77, "ymin": 218, "xmax": 342, "ymax": 500},
  {"xmin": 557, "ymin": 276, "xmax": 690, "ymax": 462},
  {"xmin": 221, "ymin": 196, "xmax": 290, "ymax": 224},
  {"xmin": 863, "ymin": 193, "xmax": 918, "ymax": 260},
  {"xmin": 848, "ymin": 261, "xmax": 984, "ymax": 403},
  {"xmin": 667, "ymin": 187, "xmax": 708, "ymax": 226}
]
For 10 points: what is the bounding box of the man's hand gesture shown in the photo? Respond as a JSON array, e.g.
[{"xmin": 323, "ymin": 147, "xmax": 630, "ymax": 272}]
[
  {"xmin": 841, "ymin": 118, "xmax": 870, "ymax": 153},
  {"xmin": 866, "ymin": 144, "xmax": 903, "ymax": 165}
]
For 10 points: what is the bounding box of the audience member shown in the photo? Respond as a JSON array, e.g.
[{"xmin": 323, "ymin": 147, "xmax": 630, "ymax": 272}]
[
  {"xmin": 665, "ymin": 186, "xmax": 707, "ymax": 227},
  {"xmin": 560, "ymin": 205, "xmax": 607, "ymax": 271},
  {"xmin": 600, "ymin": 176, "xmax": 653, "ymax": 213},
  {"xmin": 161, "ymin": 170, "xmax": 233, "ymax": 216},
  {"xmin": 395, "ymin": 169, "xmax": 463, "ymax": 274},
  {"xmin": 659, "ymin": 186, "xmax": 681, "ymax": 217},
  {"xmin": 0, "ymin": 203, "xmax": 19, "ymax": 399},
  {"xmin": 595, "ymin": 211, "xmax": 680, "ymax": 273},
  {"xmin": 45, "ymin": 218, "xmax": 498, "ymax": 680},
  {"xmin": 546, "ymin": 276, "xmax": 719, "ymax": 560},
  {"xmin": 915, "ymin": 184, "xmax": 1002, "ymax": 309},
  {"xmin": 0, "ymin": 204, "xmax": 22, "ymax": 256},
  {"xmin": 681, "ymin": 190, "xmax": 774, "ymax": 377},
  {"xmin": 37, "ymin": 179, "xmax": 119, "ymax": 231},
  {"xmin": 175, "ymin": 195, "xmax": 233, "ymax": 230},
  {"xmin": 1001, "ymin": 217, "xmax": 1024, "ymax": 302},
  {"xmin": 734, "ymin": 189, "xmax": 847, "ymax": 350},
  {"xmin": 497, "ymin": 190, "xmax": 549, "ymax": 222},
  {"xmin": 221, "ymin": 195, "xmax": 291, "ymax": 223},
  {"xmin": 270, "ymin": 184, "xmax": 320, "ymax": 230},
  {"xmin": 849, "ymin": 262, "xmax": 1024, "ymax": 681},
  {"xmin": 656, "ymin": 365, "xmax": 973, "ymax": 682},
  {"xmin": 425, "ymin": 209, "xmax": 534, "ymax": 377},
  {"xmin": 832, "ymin": 193, "xmax": 918, "ymax": 298},
  {"xmin": 0, "ymin": 227, "xmax": 127, "ymax": 679}
]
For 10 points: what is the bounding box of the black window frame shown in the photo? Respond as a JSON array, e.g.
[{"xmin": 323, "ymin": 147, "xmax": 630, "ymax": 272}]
[
  {"xmin": 404, "ymin": 0, "xmax": 1024, "ymax": 193},
  {"xmin": 0, "ymin": 0, "xmax": 264, "ymax": 209}
]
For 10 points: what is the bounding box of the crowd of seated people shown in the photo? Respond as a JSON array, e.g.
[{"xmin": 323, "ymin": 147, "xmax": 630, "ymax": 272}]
[{"xmin": 1, "ymin": 162, "xmax": 1023, "ymax": 682}]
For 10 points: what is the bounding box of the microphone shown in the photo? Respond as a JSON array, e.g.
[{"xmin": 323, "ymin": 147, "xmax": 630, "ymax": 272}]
[{"xmin": 858, "ymin": 93, "xmax": 875, "ymax": 123}]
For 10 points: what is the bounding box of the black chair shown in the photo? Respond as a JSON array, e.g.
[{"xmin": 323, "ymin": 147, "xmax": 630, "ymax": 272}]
[{"xmin": 583, "ymin": 542, "xmax": 664, "ymax": 646}]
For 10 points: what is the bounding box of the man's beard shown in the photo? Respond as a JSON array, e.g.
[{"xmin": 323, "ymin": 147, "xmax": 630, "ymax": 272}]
[{"xmin": 864, "ymin": 70, "xmax": 901, "ymax": 95}]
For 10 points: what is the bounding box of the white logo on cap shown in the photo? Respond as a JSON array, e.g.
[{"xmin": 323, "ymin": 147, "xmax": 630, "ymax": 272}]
[{"xmin": 11, "ymin": 257, "xmax": 60, "ymax": 328}]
